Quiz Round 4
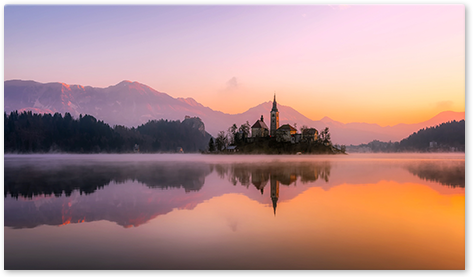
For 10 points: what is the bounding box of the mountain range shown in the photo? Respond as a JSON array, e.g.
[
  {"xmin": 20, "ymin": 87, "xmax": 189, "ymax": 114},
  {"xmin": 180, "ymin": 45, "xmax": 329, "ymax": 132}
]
[{"xmin": 4, "ymin": 80, "xmax": 465, "ymax": 145}]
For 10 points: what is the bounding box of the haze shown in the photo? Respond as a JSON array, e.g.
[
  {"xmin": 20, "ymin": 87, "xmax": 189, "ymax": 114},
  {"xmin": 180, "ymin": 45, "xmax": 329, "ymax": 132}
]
[{"xmin": 4, "ymin": 5, "xmax": 465, "ymax": 126}]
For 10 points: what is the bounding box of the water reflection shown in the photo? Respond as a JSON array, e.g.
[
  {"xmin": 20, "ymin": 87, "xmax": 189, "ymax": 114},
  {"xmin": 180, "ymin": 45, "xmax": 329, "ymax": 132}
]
[
  {"xmin": 5, "ymin": 162, "xmax": 213, "ymax": 199},
  {"xmin": 213, "ymin": 162, "xmax": 331, "ymax": 215},
  {"xmin": 3, "ymin": 155, "xmax": 465, "ymax": 270},
  {"xmin": 214, "ymin": 162, "xmax": 331, "ymax": 188},
  {"xmin": 405, "ymin": 161, "xmax": 465, "ymax": 188},
  {"xmin": 4, "ymin": 157, "xmax": 464, "ymax": 230}
]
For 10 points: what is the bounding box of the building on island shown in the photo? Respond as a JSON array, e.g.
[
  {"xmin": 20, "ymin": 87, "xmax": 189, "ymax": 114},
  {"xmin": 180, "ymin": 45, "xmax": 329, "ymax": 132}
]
[
  {"xmin": 226, "ymin": 145, "xmax": 238, "ymax": 152},
  {"xmin": 247, "ymin": 95, "xmax": 318, "ymax": 144},
  {"xmin": 275, "ymin": 124, "xmax": 297, "ymax": 142},
  {"xmin": 302, "ymin": 128, "xmax": 318, "ymax": 142},
  {"xmin": 251, "ymin": 115, "xmax": 269, "ymax": 138}
]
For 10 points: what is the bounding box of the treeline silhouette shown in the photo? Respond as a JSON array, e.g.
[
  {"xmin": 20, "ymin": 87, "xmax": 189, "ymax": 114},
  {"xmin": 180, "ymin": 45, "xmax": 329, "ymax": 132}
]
[
  {"xmin": 399, "ymin": 120, "xmax": 465, "ymax": 151},
  {"xmin": 4, "ymin": 111, "xmax": 211, "ymax": 153},
  {"xmin": 349, "ymin": 120, "xmax": 465, "ymax": 152}
]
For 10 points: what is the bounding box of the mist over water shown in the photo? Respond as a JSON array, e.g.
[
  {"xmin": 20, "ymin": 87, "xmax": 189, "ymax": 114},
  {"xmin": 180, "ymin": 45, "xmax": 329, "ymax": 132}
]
[{"xmin": 4, "ymin": 153, "xmax": 465, "ymax": 269}]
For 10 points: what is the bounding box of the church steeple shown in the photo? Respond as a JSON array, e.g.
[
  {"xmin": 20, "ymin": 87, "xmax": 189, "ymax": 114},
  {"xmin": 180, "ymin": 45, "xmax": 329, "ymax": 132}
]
[
  {"xmin": 272, "ymin": 93, "xmax": 278, "ymax": 112},
  {"xmin": 270, "ymin": 93, "xmax": 279, "ymax": 136}
]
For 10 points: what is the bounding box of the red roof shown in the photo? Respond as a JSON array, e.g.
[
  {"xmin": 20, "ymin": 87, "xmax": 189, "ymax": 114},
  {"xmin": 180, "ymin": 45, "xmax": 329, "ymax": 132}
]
[
  {"xmin": 251, "ymin": 120, "xmax": 269, "ymax": 129},
  {"xmin": 278, "ymin": 124, "xmax": 297, "ymax": 132}
]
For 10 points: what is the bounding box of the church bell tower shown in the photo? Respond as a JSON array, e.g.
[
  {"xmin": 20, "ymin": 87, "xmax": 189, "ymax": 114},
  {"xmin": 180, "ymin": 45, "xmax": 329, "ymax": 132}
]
[{"xmin": 270, "ymin": 94, "xmax": 279, "ymax": 137}]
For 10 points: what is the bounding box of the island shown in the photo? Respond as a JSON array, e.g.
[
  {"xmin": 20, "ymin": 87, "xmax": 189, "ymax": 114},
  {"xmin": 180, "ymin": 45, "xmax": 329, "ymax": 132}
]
[{"xmin": 206, "ymin": 95, "xmax": 346, "ymax": 155}]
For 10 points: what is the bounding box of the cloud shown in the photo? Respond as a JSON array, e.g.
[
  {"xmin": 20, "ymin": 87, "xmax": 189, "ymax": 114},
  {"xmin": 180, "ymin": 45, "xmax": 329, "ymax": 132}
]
[
  {"xmin": 225, "ymin": 77, "xmax": 239, "ymax": 91},
  {"xmin": 218, "ymin": 76, "xmax": 244, "ymax": 95},
  {"xmin": 435, "ymin": 100, "xmax": 454, "ymax": 110}
]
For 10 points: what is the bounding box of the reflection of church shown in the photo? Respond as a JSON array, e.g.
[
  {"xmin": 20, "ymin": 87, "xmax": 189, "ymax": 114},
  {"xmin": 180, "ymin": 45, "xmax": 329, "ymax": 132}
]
[
  {"xmin": 218, "ymin": 162, "xmax": 332, "ymax": 216},
  {"xmin": 250, "ymin": 172, "xmax": 280, "ymax": 215},
  {"xmin": 242, "ymin": 163, "xmax": 331, "ymax": 215},
  {"xmin": 270, "ymin": 177, "xmax": 279, "ymax": 215}
]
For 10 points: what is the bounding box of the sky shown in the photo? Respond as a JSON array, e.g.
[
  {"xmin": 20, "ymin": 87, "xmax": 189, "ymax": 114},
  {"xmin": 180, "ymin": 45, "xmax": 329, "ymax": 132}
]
[{"xmin": 3, "ymin": 4, "xmax": 465, "ymax": 126}]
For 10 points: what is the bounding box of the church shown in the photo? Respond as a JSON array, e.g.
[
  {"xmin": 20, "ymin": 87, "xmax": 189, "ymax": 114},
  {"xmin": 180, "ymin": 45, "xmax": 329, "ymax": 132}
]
[
  {"xmin": 250, "ymin": 94, "xmax": 317, "ymax": 143},
  {"xmin": 251, "ymin": 94, "xmax": 281, "ymax": 138}
]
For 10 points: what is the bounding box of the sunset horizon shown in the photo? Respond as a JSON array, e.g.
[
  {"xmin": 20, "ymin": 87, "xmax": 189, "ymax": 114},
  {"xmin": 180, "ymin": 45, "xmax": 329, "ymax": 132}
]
[
  {"xmin": 4, "ymin": 5, "xmax": 465, "ymax": 127},
  {"xmin": 3, "ymin": 77, "xmax": 465, "ymax": 127}
]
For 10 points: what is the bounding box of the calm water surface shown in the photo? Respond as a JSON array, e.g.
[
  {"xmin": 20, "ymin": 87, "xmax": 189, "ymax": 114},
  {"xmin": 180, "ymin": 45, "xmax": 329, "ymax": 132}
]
[{"xmin": 4, "ymin": 153, "xmax": 465, "ymax": 269}]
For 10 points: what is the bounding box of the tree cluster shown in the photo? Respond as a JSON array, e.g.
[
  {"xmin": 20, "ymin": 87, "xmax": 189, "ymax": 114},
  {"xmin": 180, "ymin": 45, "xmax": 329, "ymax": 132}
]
[
  {"xmin": 208, "ymin": 121, "xmax": 251, "ymax": 152},
  {"xmin": 207, "ymin": 122, "xmax": 343, "ymax": 154},
  {"xmin": 348, "ymin": 120, "xmax": 465, "ymax": 153},
  {"xmin": 399, "ymin": 120, "xmax": 465, "ymax": 151},
  {"xmin": 4, "ymin": 111, "xmax": 211, "ymax": 153}
]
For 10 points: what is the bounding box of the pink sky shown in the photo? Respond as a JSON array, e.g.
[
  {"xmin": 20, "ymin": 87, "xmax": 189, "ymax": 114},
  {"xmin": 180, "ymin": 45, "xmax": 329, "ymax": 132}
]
[{"xmin": 4, "ymin": 5, "xmax": 465, "ymax": 126}]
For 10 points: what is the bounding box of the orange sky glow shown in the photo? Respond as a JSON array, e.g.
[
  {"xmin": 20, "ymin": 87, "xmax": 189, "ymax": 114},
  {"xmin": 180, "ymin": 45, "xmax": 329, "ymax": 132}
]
[{"xmin": 4, "ymin": 5, "xmax": 465, "ymax": 126}]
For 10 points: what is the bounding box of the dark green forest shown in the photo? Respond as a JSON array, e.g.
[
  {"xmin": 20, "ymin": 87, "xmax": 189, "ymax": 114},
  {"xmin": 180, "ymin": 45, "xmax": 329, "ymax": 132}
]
[
  {"xmin": 4, "ymin": 111, "xmax": 211, "ymax": 153},
  {"xmin": 348, "ymin": 120, "xmax": 465, "ymax": 153},
  {"xmin": 399, "ymin": 120, "xmax": 465, "ymax": 151}
]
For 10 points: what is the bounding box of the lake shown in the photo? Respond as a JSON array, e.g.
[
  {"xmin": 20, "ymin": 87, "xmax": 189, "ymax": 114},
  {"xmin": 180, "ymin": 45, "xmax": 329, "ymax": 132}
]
[{"xmin": 4, "ymin": 153, "xmax": 465, "ymax": 270}]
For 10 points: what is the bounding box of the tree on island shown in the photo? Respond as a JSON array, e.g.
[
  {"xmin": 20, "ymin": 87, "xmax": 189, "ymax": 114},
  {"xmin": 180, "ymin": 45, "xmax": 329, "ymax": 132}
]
[
  {"xmin": 238, "ymin": 121, "xmax": 251, "ymax": 140},
  {"xmin": 215, "ymin": 131, "xmax": 228, "ymax": 151},
  {"xmin": 318, "ymin": 127, "xmax": 332, "ymax": 145},
  {"xmin": 300, "ymin": 125, "xmax": 309, "ymax": 133},
  {"xmin": 227, "ymin": 124, "xmax": 238, "ymax": 145},
  {"xmin": 208, "ymin": 137, "xmax": 216, "ymax": 152}
]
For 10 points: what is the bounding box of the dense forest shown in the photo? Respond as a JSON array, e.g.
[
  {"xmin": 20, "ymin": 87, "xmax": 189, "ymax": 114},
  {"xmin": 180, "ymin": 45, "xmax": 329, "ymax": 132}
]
[
  {"xmin": 347, "ymin": 120, "xmax": 465, "ymax": 153},
  {"xmin": 4, "ymin": 111, "xmax": 212, "ymax": 153}
]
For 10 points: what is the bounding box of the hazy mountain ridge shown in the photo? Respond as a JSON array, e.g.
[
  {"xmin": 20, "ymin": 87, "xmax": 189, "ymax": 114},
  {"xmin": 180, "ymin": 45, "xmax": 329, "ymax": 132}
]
[{"xmin": 4, "ymin": 80, "xmax": 464, "ymax": 145}]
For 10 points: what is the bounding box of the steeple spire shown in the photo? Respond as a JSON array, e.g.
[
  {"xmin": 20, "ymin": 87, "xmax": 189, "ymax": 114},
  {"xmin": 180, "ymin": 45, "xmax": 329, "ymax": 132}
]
[
  {"xmin": 270, "ymin": 92, "xmax": 279, "ymax": 136},
  {"xmin": 272, "ymin": 93, "xmax": 278, "ymax": 112}
]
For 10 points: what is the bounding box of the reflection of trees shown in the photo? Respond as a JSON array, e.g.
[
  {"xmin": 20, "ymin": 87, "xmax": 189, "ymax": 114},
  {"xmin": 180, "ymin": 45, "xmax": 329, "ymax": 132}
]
[
  {"xmin": 215, "ymin": 162, "xmax": 332, "ymax": 192},
  {"xmin": 130, "ymin": 163, "xmax": 211, "ymax": 192},
  {"xmin": 406, "ymin": 162, "xmax": 464, "ymax": 188},
  {"xmin": 4, "ymin": 162, "xmax": 213, "ymax": 199},
  {"xmin": 212, "ymin": 162, "xmax": 331, "ymax": 216}
]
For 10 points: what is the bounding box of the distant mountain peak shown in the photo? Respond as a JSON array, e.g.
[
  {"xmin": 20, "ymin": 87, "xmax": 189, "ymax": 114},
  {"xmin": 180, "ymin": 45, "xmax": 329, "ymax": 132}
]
[
  {"xmin": 177, "ymin": 97, "xmax": 203, "ymax": 107},
  {"xmin": 116, "ymin": 80, "xmax": 137, "ymax": 86},
  {"xmin": 420, "ymin": 110, "xmax": 465, "ymax": 127},
  {"xmin": 320, "ymin": 116, "xmax": 335, "ymax": 122},
  {"xmin": 429, "ymin": 110, "xmax": 464, "ymax": 119},
  {"xmin": 109, "ymin": 80, "xmax": 159, "ymax": 94}
]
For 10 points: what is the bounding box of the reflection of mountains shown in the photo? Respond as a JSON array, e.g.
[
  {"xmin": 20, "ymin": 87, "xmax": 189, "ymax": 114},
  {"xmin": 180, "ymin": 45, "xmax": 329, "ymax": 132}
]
[
  {"xmin": 405, "ymin": 161, "xmax": 465, "ymax": 188},
  {"xmin": 4, "ymin": 161, "xmax": 332, "ymax": 229},
  {"xmin": 5, "ymin": 162, "xmax": 213, "ymax": 229},
  {"xmin": 5, "ymin": 159, "xmax": 463, "ymax": 230},
  {"xmin": 5, "ymin": 162, "xmax": 212, "ymax": 199}
]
